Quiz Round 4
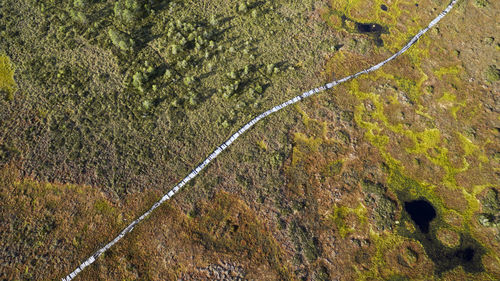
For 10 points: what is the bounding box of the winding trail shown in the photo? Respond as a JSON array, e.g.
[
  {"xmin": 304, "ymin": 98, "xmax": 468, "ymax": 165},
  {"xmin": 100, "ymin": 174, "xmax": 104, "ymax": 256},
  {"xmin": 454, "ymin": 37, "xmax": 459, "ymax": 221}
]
[{"xmin": 63, "ymin": 1, "xmax": 458, "ymax": 280}]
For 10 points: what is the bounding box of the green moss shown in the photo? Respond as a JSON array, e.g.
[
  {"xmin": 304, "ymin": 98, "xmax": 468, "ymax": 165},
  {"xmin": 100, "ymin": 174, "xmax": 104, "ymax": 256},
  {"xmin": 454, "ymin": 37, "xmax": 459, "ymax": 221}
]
[
  {"xmin": 355, "ymin": 229, "xmax": 413, "ymax": 280},
  {"xmin": 433, "ymin": 65, "xmax": 462, "ymax": 79},
  {"xmin": 332, "ymin": 205, "xmax": 350, "ymax": 238},
  {"xmin": 388, "ymin": 170, "xmax": 438, "ymax": 205},
  {"xmin": 256, "ymin": 139, "xmax": 268, "ymax": 150},
  {"xmin": 439, "ymin": 92, "xmax": 456, "ymax": 103},
  {"xmin": 94, "ymin": 199, "xmax": 115, "ymax": 215},
  {"xmin": 293, "ymin": 133, "xmax": 323, "ymax": 153},
  {"xmin": 349, "ymin": 70, "xmax": 471, "ymax": 189},
  {"xmin": 406, "ymin": 129, "xmax": 441, "ymax": 154},
  {"xmin": 330, "ymin": 203, "xmax": 367, "ymax": 238},
  {"xmin": 0, "ymin": 53, "xmax": 17, "ymax": 101},
  {"xmin": 458, "ymin": 133, "xmax": 488, "ymax": 162}
]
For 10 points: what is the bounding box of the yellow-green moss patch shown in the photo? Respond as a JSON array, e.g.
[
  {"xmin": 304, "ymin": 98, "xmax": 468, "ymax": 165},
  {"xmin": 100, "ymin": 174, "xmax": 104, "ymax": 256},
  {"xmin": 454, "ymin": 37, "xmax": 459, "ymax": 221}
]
[{"xmin": 0, "ymin": 53, "xmax": 17, "ymax": 100}]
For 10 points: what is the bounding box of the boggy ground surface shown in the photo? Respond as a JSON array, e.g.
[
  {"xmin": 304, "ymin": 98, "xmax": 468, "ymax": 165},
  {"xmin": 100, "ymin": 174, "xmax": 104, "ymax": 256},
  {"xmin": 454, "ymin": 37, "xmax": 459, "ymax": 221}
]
[{"xmin": 0, "ymin": 0, "xmax": 499, "ymax": 280}]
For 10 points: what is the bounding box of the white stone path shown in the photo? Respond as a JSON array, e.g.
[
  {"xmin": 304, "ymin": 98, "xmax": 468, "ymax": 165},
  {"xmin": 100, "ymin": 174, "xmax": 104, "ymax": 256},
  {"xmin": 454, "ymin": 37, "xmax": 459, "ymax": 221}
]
[{"xmin": 63, "ymin": 1, "xmax": 458, "ymax": 279}]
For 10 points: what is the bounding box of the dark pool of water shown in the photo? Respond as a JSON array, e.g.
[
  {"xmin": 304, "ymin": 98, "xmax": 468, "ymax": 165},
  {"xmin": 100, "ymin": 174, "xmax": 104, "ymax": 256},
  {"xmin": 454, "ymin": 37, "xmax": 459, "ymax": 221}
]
[
  {"xmin": 339, "ymin": 15, "xmax": 389, "ymax": 46},
  {"xmin": 356, "ymin": 23, "xmax": 384, "ymax": 33},
  {"xmin": 404, "ymin": 199, "xmax": 436, "ymax": 233},
  {"xmin": 456, "ymin": 247, "xmax": 475, "ymax": 262},
  {"xmin": 400, "ymin": 197, "xmax": 485, "ymax": 275}
]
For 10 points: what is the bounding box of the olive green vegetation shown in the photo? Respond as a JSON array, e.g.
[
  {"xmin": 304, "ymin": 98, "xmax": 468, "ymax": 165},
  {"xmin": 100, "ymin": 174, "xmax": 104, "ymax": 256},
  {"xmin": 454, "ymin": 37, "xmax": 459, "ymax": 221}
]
[
  {"xmin": 0, "ymin": 0, "xmax": 328, "ymax": 196},
  {"xmin": 1, "ymin": 0, "xmax": 499, "ymax": 280}
]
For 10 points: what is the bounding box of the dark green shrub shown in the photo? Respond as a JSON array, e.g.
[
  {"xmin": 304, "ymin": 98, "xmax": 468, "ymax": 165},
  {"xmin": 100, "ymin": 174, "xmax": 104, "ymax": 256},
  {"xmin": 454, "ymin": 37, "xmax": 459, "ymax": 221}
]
[
  {"xmin": 179, "ymin": 37, "xmax": 187, "ymax": 46},
  {"xmin": 171, "ymin": 44, "xmax": 180, "ymax": 55},
  {"xmin": 164, "ymin": 69, "xmax": 172, "ymax": 79},
  {"xmin": 188, "ymin": 96, "xmax": 197, "ymax": 106},
  {"xmin": 266, "ymin": 63, "xmax": 275, "ymax": 74},
  {"xmin": 108, "ymin": 28, "xmax": 134, "ymax": 51},
  {"xmin": 243, "ymin": 65, "xmax": 250, "ymax": 76},
  {"xmin": 114, "ymin": 0, "xmax": 142, "ymax": 24},
  {"xmin": 227, "ymin": 71, "xmax": 238, "ymax": 79},
  {"xmin": 238, "ymin": 3, "xmax": 248, "ymax": 13},
  {"xmin": 254, "ymin": 84, "xmax": 263, "ymax": 94},
  {"xmin": 142, "ymin": 99, "xmax": 151, "ymax": 109},
  {"xmin": 209, "ymin": 15, "xmax": 219, "ymax": 26},
  {"xmin": 183, "ymin": 76, "xmax": 194, "ymax": 86},
  {"xmin": 73, "ymin": 0, "xmax": 86, "ymax": 8},
  {"xmin": 132, "ymin": 71, "xmax": 145, "ymax": 91},
  {"xmin": 177, "ymin": 60, "xmax": 188, "ymax": 69}
]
